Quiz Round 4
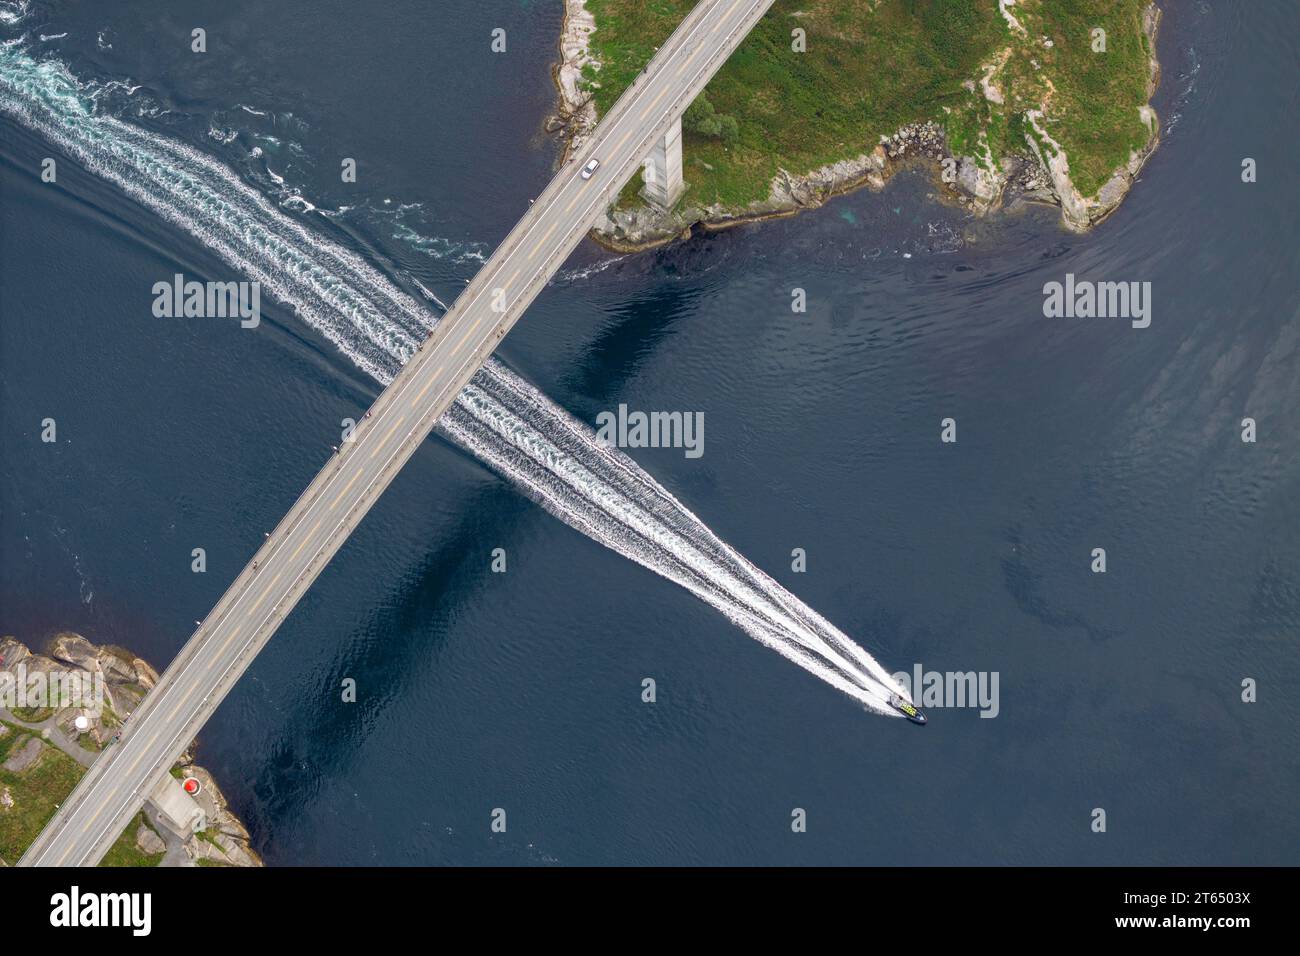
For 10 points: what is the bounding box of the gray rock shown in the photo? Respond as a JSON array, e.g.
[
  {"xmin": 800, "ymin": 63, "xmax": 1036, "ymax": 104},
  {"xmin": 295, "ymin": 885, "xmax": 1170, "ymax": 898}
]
[
  {"xmin": 0, "ymin": 636, "xmax": 31, "ymax": 670},
  {"xmin": 50, "ymin": 633, "xmax": 138, "ymax": 684},
  {"xmin": 2, "ymin": 736, "xmax": 44, "ymax": 773},
  {"xmin": 136, "ymin": 824, "xmax": 166, "ymax": 855}
]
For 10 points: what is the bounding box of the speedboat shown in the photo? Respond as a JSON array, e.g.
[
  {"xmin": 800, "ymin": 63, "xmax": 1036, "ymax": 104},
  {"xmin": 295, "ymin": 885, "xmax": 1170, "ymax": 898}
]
[{"xmin": 888, "ymin": 693, "xmax": 928, "ymax": 726}]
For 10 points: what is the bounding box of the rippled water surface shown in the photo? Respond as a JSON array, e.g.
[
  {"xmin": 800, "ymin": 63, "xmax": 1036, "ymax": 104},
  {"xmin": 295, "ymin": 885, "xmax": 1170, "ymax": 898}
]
[{"xmin": 1, "ymin": 1, "xmax": 1296, "ymax": 864}]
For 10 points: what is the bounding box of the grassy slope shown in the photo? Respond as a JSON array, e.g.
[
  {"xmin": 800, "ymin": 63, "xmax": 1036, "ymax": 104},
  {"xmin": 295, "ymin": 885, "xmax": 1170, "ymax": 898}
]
[
  {"xmin": 581, "ymin": 0, "xmax": 1153, "ymax": 207},
  {"xmin": 0, "ymin": 723, "xmax": 83, "ymax": 863},
  {"xmin": 0, "ymin": 719, "xmax": 152, "ymax": 865},
  {"xmin": 99, "ymin": 812, "xmax": 166, "ymax": 867},
  {"xmin": 1025, "ymin": 0, "xmax": 1153, "ymax": 195}
]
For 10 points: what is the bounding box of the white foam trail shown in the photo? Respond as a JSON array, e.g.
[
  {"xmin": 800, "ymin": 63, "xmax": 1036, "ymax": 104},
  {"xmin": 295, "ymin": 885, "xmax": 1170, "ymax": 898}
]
[
  {"xmin": 0, "ymin": 2, "xmax": 29, "ymax": 29},
  {"xmin": 0, "ymin": 45, "xmax": 908, "ymax": 714},
  {"xmin": 452, "ymin": 381, "xmax": 864, "ymax": 677}
]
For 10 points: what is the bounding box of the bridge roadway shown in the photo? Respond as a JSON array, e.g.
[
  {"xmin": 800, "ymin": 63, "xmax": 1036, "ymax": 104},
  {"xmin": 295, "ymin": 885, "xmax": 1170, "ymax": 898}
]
[{"xmin": 20, "ymin": 0, "xmax": 776, "ymax": 866}]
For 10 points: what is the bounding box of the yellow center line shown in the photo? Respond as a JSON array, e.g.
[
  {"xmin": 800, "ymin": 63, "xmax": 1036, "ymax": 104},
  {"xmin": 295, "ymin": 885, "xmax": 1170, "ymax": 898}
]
[
  {"xmin": 85, "ymin": 619, "xmax": 258, "ymax": 845},
  {"xmin": 97, "ymin": 680, "xmax": 204, "ymax": 826},
  {"xmin": 165, "ymin": 693, "xmax": 188, "ymax": 723},
  {"xmin": 329, "ymin": 471, "xmax": 363, "ymax": 514},
  {"xmin": 645, "ymin": 80, "xmax": 673, "ymax": 115},
  {"xmin": 531, "ymin": 219, "xmax": 560, "ymax": 256},
  {"xmin": 609, "ymin": 125, "xmax": 637, "ymax": 158},
  {"xmin": 369, "ymin": 419, "xmax": 404, "ymax": 460},
  {"xmin": 674, "ymin": 47, "xmax": 699, "ymax": 78},
  {"xmin": 289, "ymin": 517, "xmax": 324, "ymax": 561},
  {"xmin": 454, "ymin": 319, "xmax": 479, "ymax": 351},
  {"xmin": 247, "ymin": 571, "xmax": 284, "ymax": 617},
  {"xmin": 46, "ymin": 0, "xmax": 769, "ymax": 867},
  {"xmin": 415, "ymin": 366, "xmax": 444, "ymax": 402}
]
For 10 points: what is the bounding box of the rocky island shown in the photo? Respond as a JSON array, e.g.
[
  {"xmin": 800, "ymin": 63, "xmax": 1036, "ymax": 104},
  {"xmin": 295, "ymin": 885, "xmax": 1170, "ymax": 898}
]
[
  {"xmin": 553, "ymin": 0, "xmax": 1162, "ymax": 250},
  {"xmin": 0, "ymin": 632, "xmax": 260, "ymax": 867}
]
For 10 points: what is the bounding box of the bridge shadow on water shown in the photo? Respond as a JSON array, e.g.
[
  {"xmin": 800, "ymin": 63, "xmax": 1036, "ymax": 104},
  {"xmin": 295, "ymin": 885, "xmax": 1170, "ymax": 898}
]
[
  {"xmin": 554, "ymin": 233, "xmax": 750, "ymax": 408},
  {"xmin": 217, "ymin": 479, "xmax": 535, "ymax": 855}
]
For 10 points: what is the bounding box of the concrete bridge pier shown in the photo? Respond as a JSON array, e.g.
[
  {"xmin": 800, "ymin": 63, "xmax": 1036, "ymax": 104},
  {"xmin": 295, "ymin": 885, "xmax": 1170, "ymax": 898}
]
[{"xmin": 640, "ymin": 116, "xmax": 686, "ymax": 210}]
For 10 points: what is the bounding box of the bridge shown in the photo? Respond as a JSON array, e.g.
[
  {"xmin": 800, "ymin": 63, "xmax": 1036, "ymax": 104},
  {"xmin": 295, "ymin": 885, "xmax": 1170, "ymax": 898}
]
[{"xmin": 20, "ymin": 0, "xmax": 776, "ymax": 866}]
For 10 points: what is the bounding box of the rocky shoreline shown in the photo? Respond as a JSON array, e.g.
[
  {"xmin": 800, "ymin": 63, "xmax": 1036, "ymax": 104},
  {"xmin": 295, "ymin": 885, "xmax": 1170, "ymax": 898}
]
[
  {"xmin": 0, "ymin": 631, "xmax": 261, "ymax": 867},
  {"xmin": 552, "ymin": 1, "xmax": 1163, "ymax": 252},
  {"xmin": 549, "ymin": 0, "xmax": 598, "ymax": 158}
]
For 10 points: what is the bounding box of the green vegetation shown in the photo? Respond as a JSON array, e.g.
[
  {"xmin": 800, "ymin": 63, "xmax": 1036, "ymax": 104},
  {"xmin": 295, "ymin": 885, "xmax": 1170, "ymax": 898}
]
[
  {"xmin": 9, "ymin": 705, "xmax": 54, "ymax": 722},
  {"xmin": 99, "ymin": 812, "xmax": 165, "ymax": 867},
  {"xmin": 580, "ymin": 0, "xmax": 1155, "ymax": 208},
  {"xmin": 0, "ymin": 719, "xmax": 161, "ymax": 865},
  {"xmin": 0, "ymin": 724, "xmax": 82, "ymax": 863},
  {"xmin": 684, "ymin": 93, "xmax": 739, "ymax": 143},
  {"xmin": 1029, "ymin": 0, "xmax": 1154, "ymax": 194}
]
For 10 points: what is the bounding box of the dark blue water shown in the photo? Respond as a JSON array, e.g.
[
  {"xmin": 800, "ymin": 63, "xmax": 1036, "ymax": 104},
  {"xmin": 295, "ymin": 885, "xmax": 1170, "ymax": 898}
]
[{"xmin": 2, "ymin": 1, "xmax": 1297, "ymax": 864}]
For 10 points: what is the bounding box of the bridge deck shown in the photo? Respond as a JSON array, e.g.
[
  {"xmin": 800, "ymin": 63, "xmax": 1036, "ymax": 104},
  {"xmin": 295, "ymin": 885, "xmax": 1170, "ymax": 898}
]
[{"xmin": 21, "ymin": 0, "xmax": 776, "ymax": 867}]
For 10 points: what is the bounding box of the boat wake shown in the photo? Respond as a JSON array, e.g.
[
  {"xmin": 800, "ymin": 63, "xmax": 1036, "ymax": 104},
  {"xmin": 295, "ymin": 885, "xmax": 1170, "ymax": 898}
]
[{"xmin": 0, "ymin": 42, "xmax": 909, "ymax": 715}]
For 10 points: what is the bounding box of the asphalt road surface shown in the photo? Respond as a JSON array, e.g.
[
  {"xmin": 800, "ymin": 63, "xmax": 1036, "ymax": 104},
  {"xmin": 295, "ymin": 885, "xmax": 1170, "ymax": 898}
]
[{"xmin": 21, "ymin": 0, "xmax": 776, "ymax": 866}]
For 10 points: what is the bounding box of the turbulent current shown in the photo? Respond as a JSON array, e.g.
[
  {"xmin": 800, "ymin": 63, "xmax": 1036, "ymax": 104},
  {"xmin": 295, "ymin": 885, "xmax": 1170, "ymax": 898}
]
[{"xmin": 0, "ymin": 41, "xmax": 909, "ymax": 715}]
